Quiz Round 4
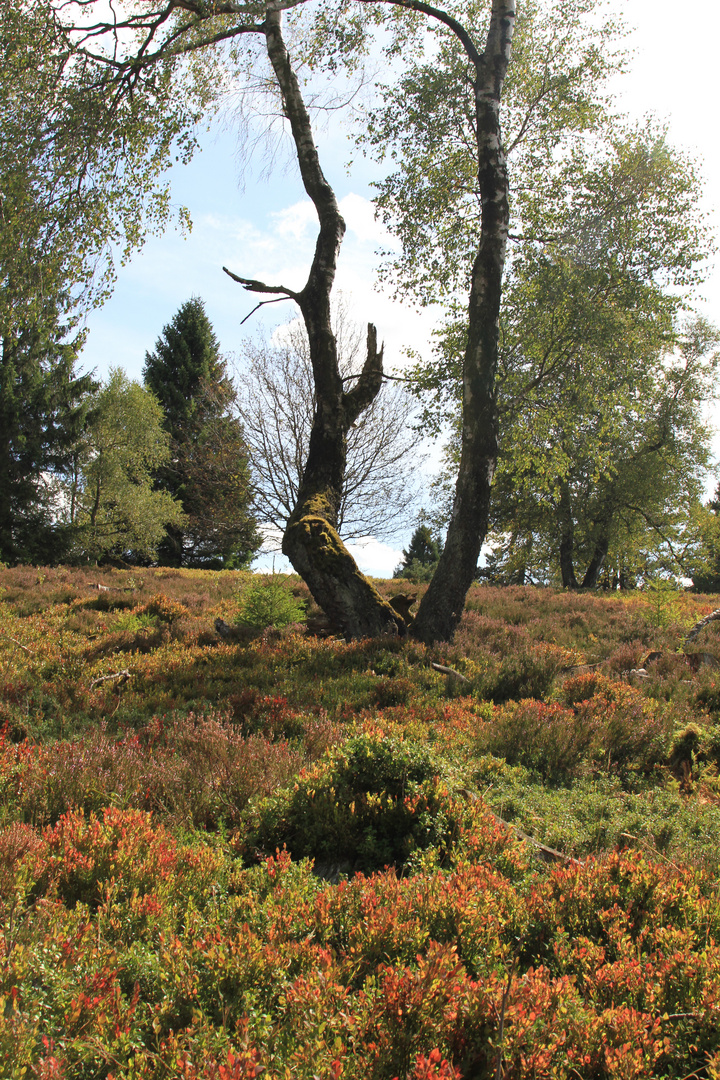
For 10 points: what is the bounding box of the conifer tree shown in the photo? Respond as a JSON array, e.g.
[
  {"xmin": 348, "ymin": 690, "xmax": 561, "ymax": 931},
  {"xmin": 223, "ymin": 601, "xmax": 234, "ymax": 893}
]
[
  {"xmin": 143, "ymin": 298, "xmax": 259, "ymax": 568},
  {"xmin": 0, "ymin": 303, "xmax": 94, "ymax": 564},
  {"xmin": 394, "ymin": 524, "xmax": 444, "ymax": 583}
]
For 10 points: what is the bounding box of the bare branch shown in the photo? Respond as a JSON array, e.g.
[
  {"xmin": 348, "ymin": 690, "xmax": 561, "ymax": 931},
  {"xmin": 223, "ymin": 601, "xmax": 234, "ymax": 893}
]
[
  {"xmin": 240, "ymin": 296, "xmax": 294, "ymax": 325},
  {"xmin": 223, "ymin": 266, "xmax": 299, "ymax": 298}
]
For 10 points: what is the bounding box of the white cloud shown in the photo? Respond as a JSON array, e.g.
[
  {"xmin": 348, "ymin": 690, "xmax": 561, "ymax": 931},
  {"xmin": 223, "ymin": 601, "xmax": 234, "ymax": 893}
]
[
  {"xmin": 270, "ymin": 200, "xmax": 318, "ymax": 240},
  {"xmin": 345, "ymin": 537, "xmax": 403, "ymax": 578},
  {"xmin": 339, "ymin": 193, "xmax": 399, "ymax": 250}
]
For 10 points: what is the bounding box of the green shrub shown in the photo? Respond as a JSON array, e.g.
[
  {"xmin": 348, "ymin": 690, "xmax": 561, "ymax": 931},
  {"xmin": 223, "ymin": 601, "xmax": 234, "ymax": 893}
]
[
  {"xmin": 235, "ymin": 578, "xmax": 306, "ymax": 630},
  {"xmin": 242, "ymin": 733, "xmax": 457, "ymax": 874},
  {"xmin": 114, "ymin": 611, "xmax": 158, "ymax": 633}
]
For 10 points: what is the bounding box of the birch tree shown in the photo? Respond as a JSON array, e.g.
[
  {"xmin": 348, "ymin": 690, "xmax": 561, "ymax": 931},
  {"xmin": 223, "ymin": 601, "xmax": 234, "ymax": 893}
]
[{"xmin": 42, "ymin": 0, "xmax": 517, "ymax": 640}]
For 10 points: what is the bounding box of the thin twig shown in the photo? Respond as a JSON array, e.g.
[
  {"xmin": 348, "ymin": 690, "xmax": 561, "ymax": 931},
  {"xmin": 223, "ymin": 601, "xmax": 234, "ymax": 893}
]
[
  {"xmin": 240, "ymin": 295, "xmax": 293, "ymax": 325},
  {"xmin": 620, "ymin": 832, "xmax": 683, "ymax": 872},
  {"xmin": 458, "ymin": 789, "xmax": 583, "ymax": 865}
]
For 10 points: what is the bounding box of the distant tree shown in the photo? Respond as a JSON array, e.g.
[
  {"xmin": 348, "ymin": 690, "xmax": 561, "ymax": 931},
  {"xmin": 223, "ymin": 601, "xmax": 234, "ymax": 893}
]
[
  {"xmin": 235, "ymin": 301, "xmax": 423, "ymax": 546},
  {"xmin": 689, "ymin": 486, "xmax": 720, "ymax": 594},
  {"xmin": 394, "ymin": 523, "xmax": 444, "ymax": 583},
  {"xmin": 143, "ymin": 299, "xmax": 260, "ymax": 568},
  {"xmin": 418, "ymin": 129, "xmax": 714, "ymax": 588},
  {"xmin": 0, "ymin": 303, "xmax": 93, "ymax": 564},
  {"xmin": 64, "ymin": 370, "xmax": 184, "ymax": 564}
]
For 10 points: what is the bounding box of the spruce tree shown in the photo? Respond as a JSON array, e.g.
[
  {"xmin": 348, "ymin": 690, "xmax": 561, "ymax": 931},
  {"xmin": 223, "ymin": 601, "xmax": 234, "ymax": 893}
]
[
  {"xmin": 143, "ymin": 298, "xmax": 259, "ymax": 568},
  {"xmin": 394, "ymin": 524, "xmax": 443, "ymax": 583}
]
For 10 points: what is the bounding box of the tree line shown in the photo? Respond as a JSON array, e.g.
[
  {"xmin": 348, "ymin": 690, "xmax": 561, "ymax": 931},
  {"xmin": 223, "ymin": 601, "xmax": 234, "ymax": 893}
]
[
  {"xmin": 2, "ymin": 0, "xmax": 720, "ymax": 641},
  {"xmin": 1, "ymin": 289, "xmax": 420, "ymax": 568}
]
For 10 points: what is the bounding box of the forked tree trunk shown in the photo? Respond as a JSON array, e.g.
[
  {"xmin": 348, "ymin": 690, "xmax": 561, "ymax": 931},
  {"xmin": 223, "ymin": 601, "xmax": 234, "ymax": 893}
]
[
  {"xmin": 581, "ymin": 535, "xmax": 610, "ymax": 589},
  {"xmin": 261, "ymin": 9, "xmax": 400, "ymax": 637},
  {"xmin": 412, "ymin": 0, "xmax": 516, "ymax": 643}
]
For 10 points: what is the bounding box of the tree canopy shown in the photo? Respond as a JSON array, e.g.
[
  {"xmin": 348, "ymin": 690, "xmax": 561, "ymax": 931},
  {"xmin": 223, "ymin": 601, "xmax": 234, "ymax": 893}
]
[{"xmin": 12, "ymin": 0, "xmax": 717, "ymax": 633}]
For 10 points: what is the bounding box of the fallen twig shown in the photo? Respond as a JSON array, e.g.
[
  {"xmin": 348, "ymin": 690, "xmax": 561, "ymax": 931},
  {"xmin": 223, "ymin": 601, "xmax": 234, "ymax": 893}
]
[
  {"xmin": 492, "ymin": 811, "xmax": 583, "ymax": 865},
  {"xmin": 431, "ymin": 662, "xmax": 471, "ymax": 684},
  {"xmin": 457, "ymin": 788, "xmax": 582, "ymax": 865},
  {"xmin": 89, "ymin": 669, "xmax": 131, "ymax": 689},
  {"xmin": 620, "ymin": 831, "xmax": 682, "ymax": 872}
]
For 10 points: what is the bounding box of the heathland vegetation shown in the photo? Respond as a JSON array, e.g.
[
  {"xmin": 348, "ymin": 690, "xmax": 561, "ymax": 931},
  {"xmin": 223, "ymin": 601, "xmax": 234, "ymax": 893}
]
[
  {"xmin": 5, "ymin": 566, "xmax": 720, "ymax": 1076},
  {"xmin": 5, "ymin": 1, "xmax": 720, "ymax": 1072}
]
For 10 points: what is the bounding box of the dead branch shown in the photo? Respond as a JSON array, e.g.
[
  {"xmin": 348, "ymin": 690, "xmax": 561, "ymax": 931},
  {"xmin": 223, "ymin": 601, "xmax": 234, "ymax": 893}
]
[
  {"xmin": 457, "ymin": 788, "xmax": 582, "ymax": 864},
  {"xmin": 222, "ymin": 266, "xmax": 298, "ymax": 298},
  {"xmin": 431, "ymin": 662, "xmax": 471, "ymax": 684},
  {"xmin": 1, "ymin": 635, "xmax": 34, "ymax": 654},
  {"xmin": 492, "ymin": 811, "xmax": 583, "ymax": 865},
  {"xmin": 89, "ymin": 669, "xmax": 131, "ymax": 689}
]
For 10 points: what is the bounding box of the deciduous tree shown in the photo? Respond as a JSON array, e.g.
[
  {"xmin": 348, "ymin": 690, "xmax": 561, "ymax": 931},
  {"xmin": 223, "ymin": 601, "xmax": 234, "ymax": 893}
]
[
  {"xmin": 1, "ymin": 0, "xmax": 205, "ymax": 564},
  {"xmin": 44, "ymin": 0, "xmax": 518, "ymax": 641},
  {"xmin": 63, "ymin": 370, "xmax": 185, "ymax": 564}
]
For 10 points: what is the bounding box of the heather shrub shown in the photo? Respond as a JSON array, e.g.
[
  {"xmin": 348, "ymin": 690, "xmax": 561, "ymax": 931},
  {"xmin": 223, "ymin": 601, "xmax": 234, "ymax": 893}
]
[
  {"xmin": 477, "ymin": 700, "xmax": 592, "ymax": 782},
  {"xmin": 243, "ymin": 733, "xmax": 459, "ymax": 874},
  {"xmin": 137, "ymin": 592, "xmax": 191, "ymax": 623},
  {"xmin": 476, "ymin": 672, "xmax": 669, "ymax": 783},
  {"xmin": 558, "ymin": 673, "xmax": 670, "ymax": 773},
  {"xmin": 80, "ymin": 590, "xmax": 135, "ymax": 612},
  {"xmin": 475, "ymin": 644, "xmax": 564, "ymax": 703},
  {"xmin": 1, "ymin": 714, "xmax": 303, "ymax": 830},
  {"xmin": 695, "ymin": 673, "xmax": 720, "ymax": 716}
]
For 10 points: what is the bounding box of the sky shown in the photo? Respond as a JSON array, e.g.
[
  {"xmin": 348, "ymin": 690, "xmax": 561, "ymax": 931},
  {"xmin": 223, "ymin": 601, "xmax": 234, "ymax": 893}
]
[{"xmin": 79, "ymin": 0, "xmax": 720, "ymax": 577}]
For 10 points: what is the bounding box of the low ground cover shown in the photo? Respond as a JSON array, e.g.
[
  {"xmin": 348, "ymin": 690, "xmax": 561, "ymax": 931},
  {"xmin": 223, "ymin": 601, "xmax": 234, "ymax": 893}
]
[{"xmin": 2, "ymin": 566, "xmax": 720, "ymax": 1077}]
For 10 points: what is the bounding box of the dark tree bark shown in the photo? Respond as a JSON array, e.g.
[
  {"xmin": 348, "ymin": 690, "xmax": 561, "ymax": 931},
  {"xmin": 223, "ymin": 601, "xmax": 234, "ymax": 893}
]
[
  {"xmin": 410, "ymin": 0, "xmax": 516, "ymax": 642},
  {"xmin": 580, "ymin": 535, "xmax": 610, "ymax": 589},
  {"xmin": 558, "ymin": 482, "xmax": 579, "ymax": 589},
  {"xmin": 226, "ymin": 7, "xmax": 401, "ymax": 637}
]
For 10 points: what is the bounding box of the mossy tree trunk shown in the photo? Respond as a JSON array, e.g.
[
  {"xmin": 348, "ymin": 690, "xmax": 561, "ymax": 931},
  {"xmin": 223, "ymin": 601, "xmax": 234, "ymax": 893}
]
[{"xmin": 226, "ymin": 8, "xmax": 401, "ymax": 637}]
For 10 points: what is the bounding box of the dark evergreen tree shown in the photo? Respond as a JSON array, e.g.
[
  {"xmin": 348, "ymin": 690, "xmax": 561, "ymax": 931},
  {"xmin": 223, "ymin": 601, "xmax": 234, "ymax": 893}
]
[
  {"xmin": 143, "ymin": 298, "xmax": 260, "ymax": 568},
  {"xmin": 0, "ymin": 303, "xmax": 94, "ymax": 565},
  {"xmin": 394, "ymin": 524, "xmax": 444, "ymax": 583}
]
